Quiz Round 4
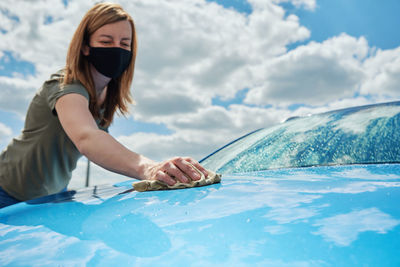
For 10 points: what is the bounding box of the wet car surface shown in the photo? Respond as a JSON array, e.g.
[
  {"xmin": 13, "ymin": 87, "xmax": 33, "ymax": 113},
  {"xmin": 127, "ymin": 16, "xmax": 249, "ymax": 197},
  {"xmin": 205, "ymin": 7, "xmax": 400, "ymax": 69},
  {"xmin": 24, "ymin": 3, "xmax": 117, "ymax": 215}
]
[{"xmin": 1, "ymin": 101, "xmax": 400, "ymax": 266}]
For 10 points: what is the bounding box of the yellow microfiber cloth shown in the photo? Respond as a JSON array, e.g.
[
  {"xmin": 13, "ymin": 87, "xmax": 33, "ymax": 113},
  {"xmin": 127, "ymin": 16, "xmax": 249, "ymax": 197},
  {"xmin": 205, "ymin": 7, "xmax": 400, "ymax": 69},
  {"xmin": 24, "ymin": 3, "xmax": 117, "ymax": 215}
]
[{"xmin": 132, "ymin": 166, "xmax": 222, "ymax": 192}]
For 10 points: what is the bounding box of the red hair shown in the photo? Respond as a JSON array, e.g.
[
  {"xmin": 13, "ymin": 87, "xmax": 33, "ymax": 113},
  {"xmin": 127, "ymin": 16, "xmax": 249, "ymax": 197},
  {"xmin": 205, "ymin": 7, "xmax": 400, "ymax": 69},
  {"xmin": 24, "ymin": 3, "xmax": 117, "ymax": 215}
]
[{"xmin": 63, "ymin": 3, "xmax": 137, "ymax": 127}]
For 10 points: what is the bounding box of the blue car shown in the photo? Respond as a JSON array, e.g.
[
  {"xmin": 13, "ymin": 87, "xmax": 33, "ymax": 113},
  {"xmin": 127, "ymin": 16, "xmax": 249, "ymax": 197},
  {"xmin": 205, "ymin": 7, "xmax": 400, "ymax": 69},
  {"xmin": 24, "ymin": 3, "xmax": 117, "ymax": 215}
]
[{"xmin": 1, "ymin": 101, "xmax": 400, "ymax": 266}]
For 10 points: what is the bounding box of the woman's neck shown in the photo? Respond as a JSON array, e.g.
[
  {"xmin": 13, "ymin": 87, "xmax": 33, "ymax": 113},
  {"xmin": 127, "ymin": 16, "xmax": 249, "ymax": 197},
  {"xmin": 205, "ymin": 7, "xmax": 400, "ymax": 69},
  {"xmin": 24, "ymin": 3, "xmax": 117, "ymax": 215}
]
[{"xmin": 90, "ymin": 65, "xmax": 111, "ymax": 97}]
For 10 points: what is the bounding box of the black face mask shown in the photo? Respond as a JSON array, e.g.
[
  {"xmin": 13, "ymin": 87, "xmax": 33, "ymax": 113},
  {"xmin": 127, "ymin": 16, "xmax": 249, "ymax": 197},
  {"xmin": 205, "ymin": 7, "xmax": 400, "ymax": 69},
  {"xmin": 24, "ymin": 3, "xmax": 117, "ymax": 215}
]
[{"xmin": 86, "ymin": 46, "xmax": 132, "ymax": 79}]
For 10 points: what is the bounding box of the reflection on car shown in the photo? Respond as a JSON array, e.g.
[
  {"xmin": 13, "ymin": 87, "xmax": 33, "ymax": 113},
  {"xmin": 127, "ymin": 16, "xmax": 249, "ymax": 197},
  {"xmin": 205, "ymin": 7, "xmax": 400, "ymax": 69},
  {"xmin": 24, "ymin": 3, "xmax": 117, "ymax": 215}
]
[
  {"xmin": 201, "ymin": 101, "xmax": 400, "ymax": 172},
  {"xmin": 1, "ymin": 101, "xmax": 400, "ymax": 266}
]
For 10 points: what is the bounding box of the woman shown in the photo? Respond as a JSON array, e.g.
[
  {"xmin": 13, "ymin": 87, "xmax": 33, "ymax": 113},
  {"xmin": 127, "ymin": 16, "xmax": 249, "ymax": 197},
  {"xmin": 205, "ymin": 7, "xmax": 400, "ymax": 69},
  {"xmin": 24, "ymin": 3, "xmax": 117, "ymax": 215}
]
[{"xmin": 0, "ymin": 3, "xmax": 208, "ymax": 208}]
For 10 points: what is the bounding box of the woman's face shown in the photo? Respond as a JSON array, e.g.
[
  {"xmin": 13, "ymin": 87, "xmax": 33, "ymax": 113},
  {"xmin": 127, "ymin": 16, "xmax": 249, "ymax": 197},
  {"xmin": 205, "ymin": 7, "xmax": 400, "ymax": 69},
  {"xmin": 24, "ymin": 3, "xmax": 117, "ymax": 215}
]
[{"xmin": 83, "ymin": 20, "xmax": 132, "ymax": 55}]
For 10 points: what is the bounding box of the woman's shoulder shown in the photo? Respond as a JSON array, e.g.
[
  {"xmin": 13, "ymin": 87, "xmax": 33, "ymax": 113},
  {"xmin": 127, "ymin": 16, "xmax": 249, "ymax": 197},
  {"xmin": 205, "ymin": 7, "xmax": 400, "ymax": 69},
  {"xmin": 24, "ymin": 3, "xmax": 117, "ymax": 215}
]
[
  {"xmin": 40, "ymin": 69, "xmax": 89, "ymax": 100},
  {"xmin": 40, "ymin": 69, "xmax": 66, "ymax": 90},
  {"xmin": 45, "ymin": 69, "xmax": 73, "ymax": 85},
  {"xmin": 42, "ymin": 70, "xmax": 84, "ymax": 90}
]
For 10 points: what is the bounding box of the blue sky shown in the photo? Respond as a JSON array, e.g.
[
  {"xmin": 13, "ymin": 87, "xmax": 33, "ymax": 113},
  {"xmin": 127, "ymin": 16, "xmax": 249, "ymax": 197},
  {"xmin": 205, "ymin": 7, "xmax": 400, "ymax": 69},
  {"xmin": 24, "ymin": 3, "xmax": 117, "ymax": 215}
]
[
  {"xmin": 208, "ymin": 0, "xmax": 400, "ymax": 49},
  {"xmin": 283, "ymin": 0, "xmax": 400, "ymax": 50},
  {"xmin": 0, "ymin": 0, "xmax": 399, "ymax": 187}
]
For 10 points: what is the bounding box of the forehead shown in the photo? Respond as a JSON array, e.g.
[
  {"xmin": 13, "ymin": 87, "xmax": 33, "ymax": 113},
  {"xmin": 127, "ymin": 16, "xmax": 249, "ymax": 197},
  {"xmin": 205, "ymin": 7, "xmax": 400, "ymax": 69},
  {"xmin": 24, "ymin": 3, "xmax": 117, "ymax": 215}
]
[{"xmin": 92, "ymin": 20, "xmax": 132, "ymax": 39}]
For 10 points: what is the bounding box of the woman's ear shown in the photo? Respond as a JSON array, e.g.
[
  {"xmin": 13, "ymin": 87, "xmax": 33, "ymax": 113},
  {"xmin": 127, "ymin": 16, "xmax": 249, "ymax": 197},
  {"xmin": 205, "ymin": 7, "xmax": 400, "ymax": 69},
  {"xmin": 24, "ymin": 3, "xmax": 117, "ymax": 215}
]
[{"xmin": 82, "ymin": 44, "xmax": 90, "ymax": 56}]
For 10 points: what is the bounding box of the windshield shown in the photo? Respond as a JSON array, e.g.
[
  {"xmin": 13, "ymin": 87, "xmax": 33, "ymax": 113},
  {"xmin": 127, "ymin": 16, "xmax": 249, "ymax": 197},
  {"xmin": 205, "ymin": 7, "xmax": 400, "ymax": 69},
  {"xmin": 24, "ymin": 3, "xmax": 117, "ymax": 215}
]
[{"xmin": 201, "ymin": 102, "xmax": 400, "ymax": 174}]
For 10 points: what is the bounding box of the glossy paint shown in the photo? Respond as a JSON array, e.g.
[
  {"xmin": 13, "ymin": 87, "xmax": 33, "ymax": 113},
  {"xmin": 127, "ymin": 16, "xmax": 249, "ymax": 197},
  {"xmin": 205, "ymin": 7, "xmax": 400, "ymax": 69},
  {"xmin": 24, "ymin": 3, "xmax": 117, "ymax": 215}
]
[{"xmin": 1, "ymin": 164, "xmax": 400, "ymax": 266}]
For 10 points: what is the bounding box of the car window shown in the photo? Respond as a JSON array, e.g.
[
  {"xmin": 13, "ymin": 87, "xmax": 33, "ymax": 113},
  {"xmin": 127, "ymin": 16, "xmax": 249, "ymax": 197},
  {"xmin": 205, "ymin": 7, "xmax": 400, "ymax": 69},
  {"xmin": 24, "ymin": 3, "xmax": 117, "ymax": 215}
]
[{"xmin": 201, "ymin": 102, "xmax": 400, "ymax": 174}]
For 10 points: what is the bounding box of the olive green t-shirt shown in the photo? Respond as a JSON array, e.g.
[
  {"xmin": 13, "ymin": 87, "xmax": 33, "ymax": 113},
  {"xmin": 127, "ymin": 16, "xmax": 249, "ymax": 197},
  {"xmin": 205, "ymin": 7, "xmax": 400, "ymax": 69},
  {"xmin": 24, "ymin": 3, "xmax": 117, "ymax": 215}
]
[{"xmin": 0, "ymin": 71, "xmax": 107, "ymax": 201}]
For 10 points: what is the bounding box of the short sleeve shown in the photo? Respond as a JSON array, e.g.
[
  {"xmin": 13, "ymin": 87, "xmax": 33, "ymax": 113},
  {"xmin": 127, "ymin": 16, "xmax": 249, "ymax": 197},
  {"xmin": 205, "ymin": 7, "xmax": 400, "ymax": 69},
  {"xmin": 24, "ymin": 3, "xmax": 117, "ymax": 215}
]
[{"xmin": 45, "ymin": 77, "xmax": 90, "ymax": 114}]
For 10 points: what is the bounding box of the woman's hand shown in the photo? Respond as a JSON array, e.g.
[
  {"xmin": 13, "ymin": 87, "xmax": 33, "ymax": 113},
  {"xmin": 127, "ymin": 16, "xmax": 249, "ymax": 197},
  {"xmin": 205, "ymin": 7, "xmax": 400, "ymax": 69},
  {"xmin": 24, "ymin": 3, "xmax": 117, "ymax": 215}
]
[{"xmin": 144, "ymin": 157, "xmax": 208, "ymax": 186}]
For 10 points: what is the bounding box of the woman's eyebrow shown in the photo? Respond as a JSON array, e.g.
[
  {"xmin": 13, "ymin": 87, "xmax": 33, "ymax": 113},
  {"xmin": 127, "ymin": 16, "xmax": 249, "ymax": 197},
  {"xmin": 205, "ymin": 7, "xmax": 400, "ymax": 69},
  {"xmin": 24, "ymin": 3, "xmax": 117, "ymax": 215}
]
[
  {"xmin": 98, "ymin": 34, "xmax": 131, "ymax": 41},
  {"xmin": 98, "ymin": 34, "xmax": 113, "ymax": 39}
]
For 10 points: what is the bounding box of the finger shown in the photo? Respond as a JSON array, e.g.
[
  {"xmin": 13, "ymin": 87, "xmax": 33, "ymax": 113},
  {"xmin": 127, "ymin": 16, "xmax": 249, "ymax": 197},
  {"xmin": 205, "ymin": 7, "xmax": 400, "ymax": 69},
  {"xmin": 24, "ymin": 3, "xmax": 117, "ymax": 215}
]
[
  {"xmin": 155, "ymin": 170, "xmax": 176, "ymax": 186},
  {"xmin": 162, "ymin": 162, "xmax": 189, "ymax": 184},
  {"xmin": 173, "ymin": 158, "xmax": 202, "ymax": 181},
  {"xmin": 184, "ymin": 158, "xmax": 209, "ymax": 177}
]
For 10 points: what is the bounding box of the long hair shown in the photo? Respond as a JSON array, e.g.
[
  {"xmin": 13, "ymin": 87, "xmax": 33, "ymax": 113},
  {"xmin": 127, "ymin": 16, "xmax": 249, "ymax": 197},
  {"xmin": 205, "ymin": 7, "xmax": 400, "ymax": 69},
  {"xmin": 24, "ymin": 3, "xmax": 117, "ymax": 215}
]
[{"xmin": 63, "ymin": 2, "xmax": 137, "ymax": 127}]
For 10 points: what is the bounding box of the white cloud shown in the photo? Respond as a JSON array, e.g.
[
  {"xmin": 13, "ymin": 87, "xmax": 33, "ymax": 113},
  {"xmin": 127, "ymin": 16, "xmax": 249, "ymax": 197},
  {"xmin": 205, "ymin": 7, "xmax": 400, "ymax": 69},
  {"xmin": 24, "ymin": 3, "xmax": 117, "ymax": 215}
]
[
  {"xmin": 0, "ymin": 76, "xmax": 37, "ymax": 115},
  {"xmin": 127, "ymin": 0, "xmax": 310, "ymax": 118},
  {"xmin": 0, "ymin": 122, "xmax": 12, "ymax": 145},
  {"xmin": 0, "ymin": 122, "xmax": 12, "ymax": 136},
  {"xmin": 0, "ymin": 7, "xmax": 19, "ymax": 34},
  {"xmin": 0, "ymin": 0, "xmax": 95, "ymax": 116},
  {"xmin": 360, "ymin": 47, "xmax": 400, "ymax": 98},
  {"xmin": 0, "ymin": 0, "xmax": 92, "ymax": 69},
  {"xmin": 118, "ymin": 132, "xmax": 208, "ymax": 161},
  {"xmin": 313, "ymin": 208, "xmax": 400, "ymax": 246},
  {"xmin": 245, "ymin": 34, "xmax": 369, "ymax": 106},
  {"xmin": 287, "ymin": 96, "xmax": 376, "ymax": 118},
  {"xmin": 168, "ymin": 104, "xmax": 287, "ymax": 133}
]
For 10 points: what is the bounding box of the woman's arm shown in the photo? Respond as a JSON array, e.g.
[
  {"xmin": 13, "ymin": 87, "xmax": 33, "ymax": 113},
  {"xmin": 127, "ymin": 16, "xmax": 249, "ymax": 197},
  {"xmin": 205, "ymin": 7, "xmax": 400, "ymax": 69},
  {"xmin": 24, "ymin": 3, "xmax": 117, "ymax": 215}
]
[{"xmin": 55, "ymin": 93, "xmax": 207, "ymax": 185}]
